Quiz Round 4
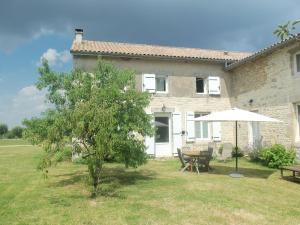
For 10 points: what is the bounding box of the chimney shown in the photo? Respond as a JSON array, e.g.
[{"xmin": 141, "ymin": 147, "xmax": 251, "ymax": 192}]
[{"xmin": 75, "ymin": 28, "xmax": 83, "ymax": 43}]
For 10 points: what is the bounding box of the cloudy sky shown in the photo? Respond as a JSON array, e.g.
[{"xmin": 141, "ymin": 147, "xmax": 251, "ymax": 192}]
[{"xmin": 0, "ymin": 0, "xmax": 299, "ymax": 127}]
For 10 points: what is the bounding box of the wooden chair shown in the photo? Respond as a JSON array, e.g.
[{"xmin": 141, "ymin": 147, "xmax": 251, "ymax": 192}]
[
  {"xmin": 197, "ymin": 148, "xmax": 213, "ymax": 171},
  {"xmin": 220, "ymin": 143, "xmax": 233, "ymax": 161},
  {"xmin": 177, "ymin": 148, "xmax": 191, "ymax": 172}
]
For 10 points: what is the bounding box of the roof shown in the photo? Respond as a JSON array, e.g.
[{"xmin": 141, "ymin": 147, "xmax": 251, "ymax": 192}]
[
  {"xmin": 226, "ymin": 33, "xmax": 300, "ymax": 70},
  {"xmin": 70, "ymin": 40, "xmax": 251, "ymax": 62}
]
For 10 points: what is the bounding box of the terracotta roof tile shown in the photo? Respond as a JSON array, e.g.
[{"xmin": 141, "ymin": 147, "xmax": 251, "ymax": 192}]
[{"xmin": 71, "ymin": 40, "xmax": 251, "ymax": 61}]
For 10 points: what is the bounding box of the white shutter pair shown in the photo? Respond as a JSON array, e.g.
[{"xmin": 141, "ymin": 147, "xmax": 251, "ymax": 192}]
[
  {"xmin": 185, "ymin": 112, "xmax": 221, "ymax": 142},
  {"xmin": 208, "ymin": 76, "xmax": 220, "ymax": 95},
  {"xmin": 143, "ymin": 74, "xmax": 156, "ymax": 93}
]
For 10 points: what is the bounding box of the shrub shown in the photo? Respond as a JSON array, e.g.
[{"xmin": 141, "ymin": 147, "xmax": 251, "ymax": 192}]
[
  {"xmin": 231, "ymin": 147, "xmax": 244, "ymax": 157},
  {"xmin": 260, "ymin": 144, "xmax": 295, "ymax": 168}
]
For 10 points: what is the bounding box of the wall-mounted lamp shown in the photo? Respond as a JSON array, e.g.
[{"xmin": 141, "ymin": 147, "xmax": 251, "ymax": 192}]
[
  {"xmin": 162, "ymin": 104, "xmax": 166, "ymax": 112},
  {"xmin": 249, "ymin": 99, "xmax": 254, "ymax": 105}
]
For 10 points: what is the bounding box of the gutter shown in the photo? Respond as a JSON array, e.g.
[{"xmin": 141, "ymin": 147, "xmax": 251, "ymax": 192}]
[{"xmin": 70, "ymin": 50, "xmax": 240, "ymax": 64}]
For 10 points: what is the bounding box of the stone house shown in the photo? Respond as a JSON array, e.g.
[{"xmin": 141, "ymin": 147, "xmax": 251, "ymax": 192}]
[{"xmin": 70, "ymin": 29, "xmax": 300, "ymax": 157}]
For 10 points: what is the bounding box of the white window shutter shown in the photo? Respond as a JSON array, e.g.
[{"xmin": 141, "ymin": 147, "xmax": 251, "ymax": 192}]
[
  {"xmin": 208, "ymin": 76, "xmax": 220, "ymax": 95},
  {"xmin": 186, "ymin": 112, "xmax": 195, "ymax": 142},
  {"xmin": 212, "ymin": 122, "xmax": 221, "ymax": 141},
  {"xmin": 145, "ymin": 115, "xmax": 155, "ymax": 155},
  {"xmin": 143, "ymin": 74, "xmax": 156, "ymax": 93},
  {"xmin": 172, "ymin": 112, "xmax": 182, "ymax": 155}
]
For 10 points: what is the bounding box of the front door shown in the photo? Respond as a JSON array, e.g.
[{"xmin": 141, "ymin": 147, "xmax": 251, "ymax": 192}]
[{"xmin": 155, "ymin": 113, "xmax": 172, "ymax": 157}]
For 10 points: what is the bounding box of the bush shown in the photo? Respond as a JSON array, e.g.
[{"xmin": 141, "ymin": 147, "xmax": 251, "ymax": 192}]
[
  {"xmin": 231, "ymin": 147, "xmax": 244, "ymax": 157},
  {"xmin": 260, "ymin": 144, "xmax": 295, "ymax": 168}
]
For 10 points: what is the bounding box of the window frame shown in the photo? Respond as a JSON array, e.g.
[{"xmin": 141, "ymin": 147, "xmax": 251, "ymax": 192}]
[
  {"xmin": 294, "ymin": 52, "xmax": 300, "ymax": 76},
  {"xmin": 155, "ymin": 75, "xmax": 168, "ymax": 93},
  {"xmin": 195, "ymin": 77, "xmax": 207, "ymax": 94},
  {"xmin": 194, "ymin": 112, "xmax": 211, "ymax": 141}
]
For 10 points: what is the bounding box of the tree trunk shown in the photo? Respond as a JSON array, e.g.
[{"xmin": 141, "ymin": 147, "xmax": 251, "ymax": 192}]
[{"xmin": 88, "ymin": 157, "xmax": 103, "ymax": 197}]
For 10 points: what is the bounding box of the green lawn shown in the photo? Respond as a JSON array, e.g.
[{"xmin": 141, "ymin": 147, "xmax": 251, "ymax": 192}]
[
  {"xmin": 0, "ymin": 139, "xmax": 30, "ymax": 146},
  {"xmin": 1, "ymin": 146, "xmax": 300, "ymax": 225}
]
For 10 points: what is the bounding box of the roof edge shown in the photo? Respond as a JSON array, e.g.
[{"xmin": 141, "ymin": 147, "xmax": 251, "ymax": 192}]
[
  {"xmin": 70, "ymin": 49, "xmax": 241, "ymax": 63},
  {"xmin": 225, "ymin": 33, "xmax": 300, "ymax": 71}
]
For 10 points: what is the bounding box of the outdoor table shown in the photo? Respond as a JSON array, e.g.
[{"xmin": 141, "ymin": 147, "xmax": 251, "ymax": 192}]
[
  {"xmin": 182, "ymin": 150, "xmax": 201, "ymax": 174},
  {"xmin": 280, "ymin": 166, "xmax": 300, "ymax": 180}
]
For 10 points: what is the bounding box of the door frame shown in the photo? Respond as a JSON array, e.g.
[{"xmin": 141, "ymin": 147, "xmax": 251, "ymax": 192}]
[{"xmin": 154, "ymin": 112, "xmax": 172, "ymax": 157}]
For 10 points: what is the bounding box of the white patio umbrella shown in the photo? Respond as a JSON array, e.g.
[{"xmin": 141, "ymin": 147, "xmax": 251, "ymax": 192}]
[{"xmin": 193, "ymin": 108, "xmax": 282, "ymax": 177}]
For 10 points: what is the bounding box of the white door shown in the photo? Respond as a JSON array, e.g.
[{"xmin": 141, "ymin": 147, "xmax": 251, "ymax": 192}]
[{"xmin": 155, "ymin": 113, "xmax": 172, "ymax": 157}]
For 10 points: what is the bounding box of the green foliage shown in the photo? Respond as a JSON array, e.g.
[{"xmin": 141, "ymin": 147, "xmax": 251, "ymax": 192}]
[
  {"xmin": 259, "ymin": 144, "xmax": 295, "ymax": 168},
  {"xmin": 54, "ymin": 147, "xmax": 72, "ymax": 163},
  {"xmin": 23, "ymin": 59, "xmax": 153, "ymax": 196},
  {"xmin": 273, "ymin": 20, "xmax": 300, "ymax": 41},
  {"xmin": 231, "ymin": 147, "xmax": 244, "ymax": 158},
  {"xmin": 7, "ymin": 126, "xmax": 23, "ymax": 138},
  {"xmin": 0, "ymin": 123, "xmax": 8, "ymax": 136}
]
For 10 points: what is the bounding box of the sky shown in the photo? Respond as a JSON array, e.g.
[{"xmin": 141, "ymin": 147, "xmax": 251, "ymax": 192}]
[{"xmin": 0, "ymin": 0, "xmax": 299, "ymax": 128}]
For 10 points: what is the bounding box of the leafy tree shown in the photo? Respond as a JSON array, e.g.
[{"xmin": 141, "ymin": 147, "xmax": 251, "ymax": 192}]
[
  {"xmin": 0, "ymin": 123, "xmax": 8, "ymax": 137},
  {"xmin": 9, "ymin": 126, "xmax": 23, "ymax": 138},
  {"xmin": 23, "ymin": 59, "xmax": 153, "ymax": 196},
  {"xmin": 273, "ymin": 20, "xmax": 300, "ymax": 41}
]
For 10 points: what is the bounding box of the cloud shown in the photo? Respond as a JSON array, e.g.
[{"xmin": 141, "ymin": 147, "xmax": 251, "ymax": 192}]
[
  {"xmin": 39, "ymin": 48, "xmax": 71, "ymax": 66},
  {"xmin": 1, "ymin": 0, "xmax": 300, "ymax": 52},
  {"xmin": 0, "ymin": 85, "xmax": 51, "ymax": 127}
]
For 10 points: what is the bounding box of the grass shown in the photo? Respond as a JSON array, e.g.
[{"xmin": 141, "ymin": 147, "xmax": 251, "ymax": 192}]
[
  {"xmin": 1, "ymin": 145, "xmax": 300, "ymax": 225},
  {"xmin": 0, "ymin": 138, "xmax": 30, "ymax": 146}
]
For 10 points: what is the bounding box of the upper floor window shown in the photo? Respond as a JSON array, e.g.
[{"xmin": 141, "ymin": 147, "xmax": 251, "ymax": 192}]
[
  {"xmin": 295, "ymin": 53, "xmax": 300, "ymax": 75},
  {"xmin": 143, "ymin": 74, "xmax": 168, "ymax": 93},
  {"xmin": 196, "ymin": 78, "xmax": 205, "ymax": 93},
  {"xmin": 156, "ymin": 75, "xmax": 168, "ymax": 93}
]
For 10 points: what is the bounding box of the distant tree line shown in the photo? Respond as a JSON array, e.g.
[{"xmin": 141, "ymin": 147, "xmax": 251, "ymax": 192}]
[{"xmin": 0, "ymin": 123, "xmax": 23, "ymax": 139}]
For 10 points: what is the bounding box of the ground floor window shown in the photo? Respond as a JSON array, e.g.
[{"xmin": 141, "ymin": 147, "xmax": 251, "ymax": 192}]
[
  {"xmin": 155, "ymin": 117, "xmax": 169, "ymax": 143},
  {"xmin": 194, "ymin": 112, "xmax": 209, "ymax": 140}
]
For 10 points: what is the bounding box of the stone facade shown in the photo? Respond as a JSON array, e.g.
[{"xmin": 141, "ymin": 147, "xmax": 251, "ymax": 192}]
[
  {"xmin": 73, "ymin": 55, "xmax": 235, "ymax": 153},
  {"xmin": 72, "ymin": 40, "xmax": 300, "ymax": 157},
  {"xmin": 230, "ymin": 42, "xmax": 300, "ymax": 152}
]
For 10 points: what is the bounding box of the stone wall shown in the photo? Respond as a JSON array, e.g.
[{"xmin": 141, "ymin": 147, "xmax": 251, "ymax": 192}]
[
  {"xmin": 73, "ymin": 55, "xmax": 236, "ymax": 149},
  {"xmin": 231, "ymin": 42, "xmax": 300, "ymax": 151}
]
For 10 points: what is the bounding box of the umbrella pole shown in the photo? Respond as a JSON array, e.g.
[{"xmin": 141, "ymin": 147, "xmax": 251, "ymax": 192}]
[{"xmin": 235, "ymin": 121, "xmax": 238, "ymax": 172}]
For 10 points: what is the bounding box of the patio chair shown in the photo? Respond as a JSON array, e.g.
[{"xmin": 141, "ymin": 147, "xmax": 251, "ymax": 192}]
[
  {"xmin": 197, "ymin": 147, "xmax": 214, "ymax": 171},
  {"xmin": 177, "ymin": 148, "xmax": 191, "ymax": 172},
  {"xmin": 220, "ymin": 142, "xmax": 233, "ymax": 161}
]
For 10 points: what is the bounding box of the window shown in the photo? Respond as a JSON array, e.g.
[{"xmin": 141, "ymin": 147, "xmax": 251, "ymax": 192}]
[
  {"xmin": 155, "ymin": 117, "xmax": 169, "ymax": 143},
  {"xmin": 194, "ymin": 113, "xmax": 209, "ymax": 140},
  {"xmin": 296, "ymin": 53, "xmax": 300, "ymax": 74},
  {"xmin": 196, "ymin": 78, "xmax": 205, "ymax": 93},
  {"xmin": 156, "ymin": 76, "xmax": 168, "ymax": 92}
]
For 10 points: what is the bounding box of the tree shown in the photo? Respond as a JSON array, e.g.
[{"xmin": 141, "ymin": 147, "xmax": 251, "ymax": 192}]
[
  {"xmin": 273, "ymin": 20, "xmax": 300, "ymax": 41},
  {"xmin": 9, "ymin": 126, "xmax": 23, "ymax": 138},
  {"xmin": 0, "ymin": 123, "xmax": 8, "ymax": 137},
  {"xmin": 23, "ymin": 59, "xmax": 153, "ymax": 196}
]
